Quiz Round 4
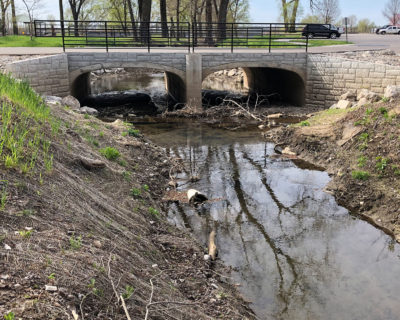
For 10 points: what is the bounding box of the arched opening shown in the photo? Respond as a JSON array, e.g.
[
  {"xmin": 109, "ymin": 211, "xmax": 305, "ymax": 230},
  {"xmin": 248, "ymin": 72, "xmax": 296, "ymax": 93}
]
[
  {"xmin": 69, "ymin": 65, "xmax": 186, "ymax": 117},
  {"xmin": 202, "ymin": 66, "xmax": 305, "ymax": 107}
]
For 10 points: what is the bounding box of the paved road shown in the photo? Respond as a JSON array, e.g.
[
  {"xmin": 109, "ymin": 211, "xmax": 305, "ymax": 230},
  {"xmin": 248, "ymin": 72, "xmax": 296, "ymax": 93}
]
[{"xmin": 0, "ymin": 33, "xmax": 399, "ymax": 55}]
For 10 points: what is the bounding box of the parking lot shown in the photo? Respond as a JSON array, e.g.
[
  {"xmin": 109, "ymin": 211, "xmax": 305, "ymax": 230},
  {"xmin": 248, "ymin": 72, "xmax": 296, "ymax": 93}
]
[{"xmin": 309, "ymin": 33, "xmax": 400, "ymax": 53}]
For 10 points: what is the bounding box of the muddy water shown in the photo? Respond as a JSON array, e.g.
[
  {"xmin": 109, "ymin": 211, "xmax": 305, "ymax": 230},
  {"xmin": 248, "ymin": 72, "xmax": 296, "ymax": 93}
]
[{"xmin": 135, "ymin": 122, "xmax": 400, "ymax": 320}]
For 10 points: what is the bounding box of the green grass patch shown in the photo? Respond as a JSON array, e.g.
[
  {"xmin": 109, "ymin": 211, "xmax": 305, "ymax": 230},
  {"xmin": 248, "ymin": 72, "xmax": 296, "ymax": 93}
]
[
  {"xmin": 0, "ymin": 73, "xmax": 57, "ymax": 174},
  {"xmin": 351, "ymin": 170, "xmax": 370, "ymax": 180},
  {"xmin": 0, "ymin": 35, "xmax": 63, "ymax": 47},
  {"xmin": 99, "ymin": 147, "xmax": 120, "ymax": 161}
]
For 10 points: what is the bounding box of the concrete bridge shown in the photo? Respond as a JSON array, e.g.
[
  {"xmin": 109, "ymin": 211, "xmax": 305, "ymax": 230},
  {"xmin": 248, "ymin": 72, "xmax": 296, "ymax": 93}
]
[{"xmin": 6, "ymin": 52, "xmax": 400, "ymax": 109}]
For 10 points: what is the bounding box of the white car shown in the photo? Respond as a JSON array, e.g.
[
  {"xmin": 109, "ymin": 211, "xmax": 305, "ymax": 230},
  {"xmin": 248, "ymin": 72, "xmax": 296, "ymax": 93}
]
[{"xmin": 378, "ymin": 26, "xmax": 400, "ymax": 34}]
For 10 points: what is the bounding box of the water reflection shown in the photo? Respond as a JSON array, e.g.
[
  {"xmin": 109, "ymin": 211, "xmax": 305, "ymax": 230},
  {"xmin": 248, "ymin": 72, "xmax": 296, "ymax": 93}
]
[
  {"xmin": 136, "ymin": 122, "xmax": 400, "ymax": 320},
  {"xmin": 91, "ymin": 72, "xmax": 166, "ymax": 95}
]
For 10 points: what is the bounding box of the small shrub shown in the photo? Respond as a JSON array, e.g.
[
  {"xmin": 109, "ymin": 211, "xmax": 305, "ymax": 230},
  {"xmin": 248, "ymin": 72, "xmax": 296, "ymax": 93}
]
[
  {"xmin": 375, "ymin": 157, "xmax": 388, "ymax": 172},
  {"xmin": 365, "ymin": 107, "xmax": 374, "ymax": 115},
  {"xmin": 381, "ymin": 97, "xmax": 389, "ymax": 103},
  {"xmin": 299, "ymin": 121, "xmax": 310, "ymax": 127},
  {"xmin": 48, "ymin": 273, "xmax": 56, "ymax": 280},
  {"xmin": 100, "ymin": 147, "xmax": 120, "ymax": 161},
  {"xmin": 122, "ymin": 285, "xmax": 135, "ymax": 300},
  {"xmin": 392, "ymin": 165, "xmax": 400, "ymax": 176},
  {"xmin": 18, "ymin": 229, "xmax": 33, "ymax": 239},
  {"xmin": 351, "ymin": 171, "xmax": 370, "ymax": 180},
  {"xmin": 131, "ymin": 187, "xmax": 141, "ymax": 197},
  {"xmin": 357, "ymin": 156, "xmax": 367, "ymax": 168},
  {"xmin": 122, "ymin": 171, "xmax": 131, "ymax": 180},
  {"xmin": 148, "ymin": 207, "xmax": 160, "ymax": 217},
  {"xmin": 0, "ymin": 180, "xmax": 8, "ymax": 212},
  {"xmin": 379, "ymin": 107, "xmax": 388, "ymax": 115},
  {"xmin": 142, "ymin": 184, "xmax": 149, "ymax": 192},
  {"xmin": 128, "ymin": 128, "xmax": 141, "ymax": 137},
  {"xmin": 4, "ymin": 312, "xmax": 15, "ymax": 320},
  {"xmin": 69, "ymin": 235, "xmax": 82, "ymax": 250},
  {"xmin": 359, "ymin": 132, "xmax": 369, "ymax": 142},
  {"xmin": 84, "ymin": 114, "xmax": 90, "ymax": 119}
]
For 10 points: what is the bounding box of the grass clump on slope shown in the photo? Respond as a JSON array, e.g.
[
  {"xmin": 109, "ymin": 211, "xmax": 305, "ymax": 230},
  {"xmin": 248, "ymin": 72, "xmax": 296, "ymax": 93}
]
[{"xmin": 0, "ymin": 73, "xmax": 58, "ymax": 175}]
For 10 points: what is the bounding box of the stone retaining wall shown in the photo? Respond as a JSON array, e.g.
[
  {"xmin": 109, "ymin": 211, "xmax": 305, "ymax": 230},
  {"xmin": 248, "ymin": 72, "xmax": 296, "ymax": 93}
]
[
  {"xmin": 5, "ymin": 54, "xmax": 69, "ymax": 97},
  {"xmin": 306, "ymin": 55, "xmax": 400, "ymax": 108}
]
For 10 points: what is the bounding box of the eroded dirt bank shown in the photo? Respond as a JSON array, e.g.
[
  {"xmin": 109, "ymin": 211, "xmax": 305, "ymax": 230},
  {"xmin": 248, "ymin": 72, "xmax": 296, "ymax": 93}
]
[
  {"xmin": 0, "ymin": 81, "xmax": 254, "ymax": 319},
  {"xmin": 264, "ymin": 100, "xmax": 400, "ymax": 241}
]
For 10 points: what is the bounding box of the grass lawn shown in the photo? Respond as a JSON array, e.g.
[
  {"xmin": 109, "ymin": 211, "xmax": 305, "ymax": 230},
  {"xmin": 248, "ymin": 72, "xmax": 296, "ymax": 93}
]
[{"xmin": 0, "ymin": 35, "xmax": 63, "ymax": 47}]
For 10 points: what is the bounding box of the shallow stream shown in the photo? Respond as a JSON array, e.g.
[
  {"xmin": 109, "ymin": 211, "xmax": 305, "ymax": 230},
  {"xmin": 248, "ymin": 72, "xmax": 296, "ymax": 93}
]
[{"xmin": 135, "ymin": 121, "xmax": 400, "ymax": 320}]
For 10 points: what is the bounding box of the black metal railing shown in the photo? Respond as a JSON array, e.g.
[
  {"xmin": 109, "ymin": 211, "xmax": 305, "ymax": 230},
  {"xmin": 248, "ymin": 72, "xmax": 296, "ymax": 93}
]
[{"xmin": 34, "ymin": 20, "xmax": 312, "ymax": 52}]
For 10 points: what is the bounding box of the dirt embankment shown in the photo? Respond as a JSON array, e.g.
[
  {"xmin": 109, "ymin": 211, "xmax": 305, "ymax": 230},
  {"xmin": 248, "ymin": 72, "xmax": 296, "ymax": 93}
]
[
  {"xmin": 265, "ymin": 100, "xmax": 400, "ymax": 241},
  {"xmin": 0, "ymin": 97, "xmax": 255, "ymax": 318}
]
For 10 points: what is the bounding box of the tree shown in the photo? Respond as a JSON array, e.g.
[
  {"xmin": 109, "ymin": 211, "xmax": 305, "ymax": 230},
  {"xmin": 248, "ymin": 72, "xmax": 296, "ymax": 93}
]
[
  {"xmin": 228, "ymin": 0, "xmax": 249, "ymax": 23},
  {"xmin": 138, "ymin": 0, "xmax": 152, "ymax": 41},
  {"xmin": 279, "ymin": 0, "xmax": 300, "ymax": 31},
  {"xmin": 347, "ymin": 14, "xmax": 357, "ymax": 32},
  {"xmin": 300, "ymin": 14, "xmax": 323, "ymax": 23},
  {"xmin": 11, "ymin": 0, "xmax": 17, "ymax": 35},
  {"xmin": 383, "ymin": 0, "xmax": 400, "ymax": 25},
  {"xmin": 217, "ymin": 0, "xmax": 229, "ymax": 39},
  {"xmin": 21, "ymin": 0, "xmax": 42, "ymax": 39},
  {"xmin": 357, "ymin": 18, "xmax": 375, "ymax": 33},
  {"xmin": 67, "ymin": 0, "xmax": 88, "ymax": 36},
  {"xmin": 313, "ymin": 0, "xmax": 340, "ymax": 24},
  {"xmin": 160, "ymin": 0, "xmax": 168, "ymax": 37},
  {"xmin": 0, "ymin": 0, "xmax": 10, "ymax": 36}
]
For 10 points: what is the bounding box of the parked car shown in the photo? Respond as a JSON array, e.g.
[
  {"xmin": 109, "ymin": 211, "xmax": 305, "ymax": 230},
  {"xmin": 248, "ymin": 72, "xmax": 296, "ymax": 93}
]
[
  {"xmin": 302, "ymin": 24, "xmax": 342, "ymax": 39},
  {"xmin": 377, "ymin": 25, "xmax": 400, "ymax": 34},
  {"xmin": 375, "ymin": 25, "xmax": 392, "ymax": 34}
]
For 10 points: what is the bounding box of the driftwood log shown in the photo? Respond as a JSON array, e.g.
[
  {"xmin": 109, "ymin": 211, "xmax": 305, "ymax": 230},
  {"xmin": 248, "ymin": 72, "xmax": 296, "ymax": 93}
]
[{"xmin": 79, "ymin": 156, "xmax": 106, "ymax": 170}]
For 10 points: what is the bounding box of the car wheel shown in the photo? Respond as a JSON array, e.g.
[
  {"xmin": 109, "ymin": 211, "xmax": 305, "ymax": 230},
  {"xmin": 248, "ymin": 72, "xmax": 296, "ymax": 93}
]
[
  {"xmin": 307, "ymin": 33, "xmax": 314, "ymax": 39},
  {"xmin": 329, "ymin": 33, "xmax": 337, "ymax": 39},
  {"xmin": 381, "ymin": 31, "xmax": 386, "ymax": 35}
]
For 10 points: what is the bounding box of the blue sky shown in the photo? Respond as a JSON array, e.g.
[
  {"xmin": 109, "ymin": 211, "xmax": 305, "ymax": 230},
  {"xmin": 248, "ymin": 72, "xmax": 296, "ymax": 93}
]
[
  {"xmin": 36, "ymin": 0, "xmax": 387, "ymax": 26},
  {"xmin": 249, "ymin": 0, "xmax": 387, "ymax": 25}
]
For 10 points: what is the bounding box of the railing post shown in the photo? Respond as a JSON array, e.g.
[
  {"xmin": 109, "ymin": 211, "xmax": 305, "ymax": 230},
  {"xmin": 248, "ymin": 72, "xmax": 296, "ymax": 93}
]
[
  {"xmin": 188, "ymin": 22, "xmax": 191, "ymax": 53},
  {"xmin": 105, "ymin": 21, "xmax": 109, "ymax": 52},
  {"xmin": 269, "ymin": 23, "xmax": 272, "ymax": 53},
  {"xmin": 147, "ymin": 22, "xmax": 150, "ymax": 53},
  {"xmin": 61, "ymin": 20, "xmax": 65, "ymax": 52},
  {"xmin": 231, "ymin": 23, "xmax": 234, "ymax": 53},
  {"xmin": 305, "ymin": 24, "xmax": 309, "ymax": 53}
]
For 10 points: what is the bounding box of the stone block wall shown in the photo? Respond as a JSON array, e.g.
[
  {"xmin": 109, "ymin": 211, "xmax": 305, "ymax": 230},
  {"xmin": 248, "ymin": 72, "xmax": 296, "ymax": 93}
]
[
  {"xmin": 5, "ymin": 54, "xmax": 69, "ymax": 97},
  {"xmin": 306, "ymin": 54, "xmax": 400, "ymax": 108},
  {"xmin": 67, "ymin": 52, "xmax": 187, "ymax": 73}
]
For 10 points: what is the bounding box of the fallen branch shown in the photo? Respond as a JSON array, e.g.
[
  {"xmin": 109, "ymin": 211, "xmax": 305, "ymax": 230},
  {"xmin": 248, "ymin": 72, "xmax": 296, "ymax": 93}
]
[
  {"xmin": 208, "ymin": 229, "xmax": 217, "ymax": 260},
  {"xmin": 120, "ymin": 295, "xmax": 132, "ymax": 320}
]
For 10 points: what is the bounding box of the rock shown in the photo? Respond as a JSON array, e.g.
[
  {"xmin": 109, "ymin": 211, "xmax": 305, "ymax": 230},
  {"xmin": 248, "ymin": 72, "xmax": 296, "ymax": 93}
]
[
  {"xmin": 340, "ymin": 90, "xmax": 357, "ymax": 101},
  {"xmin": 45, "ymin": 285, "xmax": 58, "ymax": 291},
  {"xmin": 389, "ymin": 106, "xmax": 400, "ymax": 116},
  {"xmin": 79, "ymin": 156, "xmax": 106, "ymax": 170},
  {"xmin": 44, "ymin": 95, "xmax": 62, "ymax": 106},
  {"xmin": 187, "ymin": 189, "xmax": 208, "ymax": 205},
  {"xmin": 357, "ymin": 89, "xmax": 380, "ymax": 102},
  {"xmin": 203, "ymin": 254, "xmax": 211, "ymax": 261},
  {"xmin": 227, "ymin": 69, "xmax": 237, "ymax": 77},
  {"xmin": 336, "ymin": 100, "xmax": 353, "ymax": 109},
  {"xmin": 93, "ymin": 240, "xmax": 102, "ymax": 248},
  {"xmin": 356, "ymin": 97, "xmax": 369, "ymax": 108},
  {"xmin": 78, "ymin": 106, "xmax": 99, "ymax": 116},
  {"xmin": 258, "ymin": 124, "xmax": 266, "ymax": 130},
  {"xmin": 267, "ymin": 113, "xmax": 283, "ymax": 119},
  {"xmin": 282, "ymin": 147, "xmax": 296, "ymax": 156},
  {"xmin": 4, "ymin": 244, "xmax": 11, "ymax": 250},
  {"xmin": 381, "ymin": 49, "xmax": 396, "ymax": 56},
  {"xmin": 152, "ymin": 264, "xmax": 158, "ymax": 268},
  {"xmin": 329, "ymin": 103, "xmax": 338, "ymax": 109},
  {"xmin": 384, "ymin": 85, "xmax": 400, "ymax": 99},
  {"xmin": 62, "ymin": 95, "xmax": 80, "ymax": 110}
]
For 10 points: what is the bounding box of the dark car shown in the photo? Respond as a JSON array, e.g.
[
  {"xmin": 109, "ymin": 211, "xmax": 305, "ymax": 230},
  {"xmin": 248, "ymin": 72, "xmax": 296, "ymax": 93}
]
[
  {"xmin": 302, "ymin": 24, "xmax": 341, "ymax": 39},
  {"xmin": 376, "ymin": 25, "xmax": 392, "ymax": 34}
]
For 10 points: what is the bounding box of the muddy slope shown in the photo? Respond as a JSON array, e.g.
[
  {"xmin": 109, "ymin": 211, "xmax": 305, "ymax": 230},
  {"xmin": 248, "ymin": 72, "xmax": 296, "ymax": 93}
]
[
  {"xmin": 0, "ymin": 102, "xmax": 254, "ymax": 319},
  {"xmin": 265, "ymin": 101, "xmax": 400, "ymax": 241}
]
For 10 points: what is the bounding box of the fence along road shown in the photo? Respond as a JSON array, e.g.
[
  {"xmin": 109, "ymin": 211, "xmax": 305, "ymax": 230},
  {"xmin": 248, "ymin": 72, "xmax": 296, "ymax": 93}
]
[{"xmin": 33, "ymin": 20, "xmax": 311, "ymax": 53}]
